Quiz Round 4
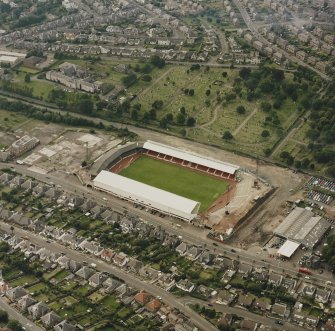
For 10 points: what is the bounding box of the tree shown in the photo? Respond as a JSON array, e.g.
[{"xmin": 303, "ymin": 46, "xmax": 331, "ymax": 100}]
[
  {"xmin": 176, "ymin": 113, "xmax": 186, "ymax": 125},
  {"xmin": 121, "ymin": 73, "xmax": 137, "ymax": 87},
  {"xmin": 239, "ymin": 67, "xmax": 251, "ymax": 80},
  {"xmin": 205, "ymin": 89, "xmax": 211, "ymax": 96},
  {"xmin": 152, "ymin": 100, "xmax": 163, "ymax": 110},
  {"xmin": 222, "ymin": 131, "xmax": 233, "ymax": 140},
  {"xmin": 261, "ymin": 130, "xmax": 270, "ymax": 138},
  {"xmin": 24, "ymin": 73, "xmax": 31, "ymax": 83},
  {"xmin": 78, "ymin": 97, "xmax": 93, "ymax": 115},
  {"xmin": 7, "ymin": 320, "xmax": 24, "ymax": 331},
  {"xmin": 150, "ymin": 55, "xmax": 165, "ymax": 68},
  {"xmin": 0, "ymin": 310, "xmax": 8, "ymax": 323},
  {"xmin": 236, "ymin": 105, "xmax": 246, "ymax": 114},
  {"xmin": 260, "ymin": 102, "xmax": 272, "ymax": 112},
  {"xmin": 188, "ymin": 89, "xmax": 195, "ymax": 96},
  {"xmin": 0, "ymin": 242, "xmax": 9, "ymax": 253},
  {"xmin": 142, "ymin": 75, "xmax": 152, "ymax": 82},
  {"xmin": 186, "ymin": 117, "xmax": 196, "ymax": 127}
]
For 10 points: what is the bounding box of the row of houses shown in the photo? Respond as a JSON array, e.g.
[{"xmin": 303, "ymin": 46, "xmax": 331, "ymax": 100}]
[{"xmin": 3, "ymin": 234, "xmax": 197, "ymax": 331}]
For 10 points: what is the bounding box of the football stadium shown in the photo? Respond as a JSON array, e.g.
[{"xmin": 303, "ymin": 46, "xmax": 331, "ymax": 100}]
[{"xmin": 93, "ymin": 141, "xmax": 240, "ymax": 221}]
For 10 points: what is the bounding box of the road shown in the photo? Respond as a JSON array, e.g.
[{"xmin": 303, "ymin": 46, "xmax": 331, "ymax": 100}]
[
  {"xmin": 0, "ymin": 222, "xmax": 218, "ymax": 331},
  {"xmin": 1, "ymin": 162, "xmax": 333, "ymax": 290},
  {"xmin": 179, "ymin": 297, "xmax": 306, "ymax": 331},
  {"xmin": 0, "ymin": 297, "xmax": 43, "ymax": 331},
  {"xmin": 231, "ymin": 0, "xmax": 330, "ymax": 80}
]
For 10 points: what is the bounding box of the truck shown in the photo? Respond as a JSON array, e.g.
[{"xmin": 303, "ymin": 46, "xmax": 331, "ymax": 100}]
[{"xmin": 299, "ymin": 267, "xmax": 312, "ymax": 275}]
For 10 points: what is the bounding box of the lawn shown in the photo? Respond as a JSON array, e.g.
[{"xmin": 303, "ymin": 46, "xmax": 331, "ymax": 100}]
[
  {"xmin": 119, "ymin": 156, "xmax": 229, "ymax": 212},
  {"xmin": 26, "ymin": 282, "xmax": 49, "ymax": 294},
  {"xmin": 9, "ymin": 274, "xmax": 38, "ymax": 287},
  {"xmin": 101, "ymin": 295, "xmax": 120, "ymax": 312}
]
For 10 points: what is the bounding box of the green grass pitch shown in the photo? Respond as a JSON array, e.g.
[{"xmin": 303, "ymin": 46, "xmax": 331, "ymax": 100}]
[{"xmin": 119, "ymin": 156, "xmax": 230, "ymax": 212}]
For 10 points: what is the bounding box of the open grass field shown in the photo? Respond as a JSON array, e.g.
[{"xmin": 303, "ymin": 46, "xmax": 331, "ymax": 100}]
[{"xmin": 119, "ymin": 156, "xmax": 229, "ymax": 212}]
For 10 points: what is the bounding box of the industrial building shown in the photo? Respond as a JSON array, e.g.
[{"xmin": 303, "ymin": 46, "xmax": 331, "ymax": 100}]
[
  {"xmin": 93, "ymin": 171, "xmax": 200, "ymax": 221},
  {"xmin": 10, "ymin": 135, "xmax": 40, "ymax": 157},
  {"xmin": 274, "ymin": 207, "xmax": 331, "ymax": 257}
]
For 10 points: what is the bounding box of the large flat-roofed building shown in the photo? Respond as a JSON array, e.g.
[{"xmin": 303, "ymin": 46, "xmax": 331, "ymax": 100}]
[
  {"xmin": 93, "ymin": 171, "xmax": 200, "ymax": 221},
  {"xmin": 10, "ymin": 135, "xmax": 40, "ymax": 157},
  {"xmin": 274, "ymin": 207, "xmax": 330, "ymax": 249}
]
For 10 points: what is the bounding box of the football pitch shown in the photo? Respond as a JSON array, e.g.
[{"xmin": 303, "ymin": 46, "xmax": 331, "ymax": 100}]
[{"xmin": 119, "ymin": 156, "xmax": 230, "ymax": 212}]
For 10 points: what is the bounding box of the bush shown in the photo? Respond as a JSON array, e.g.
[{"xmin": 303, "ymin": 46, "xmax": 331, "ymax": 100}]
[{"xmin": 236, "ymin": 105, "xmax": 246, "ymax": 114}]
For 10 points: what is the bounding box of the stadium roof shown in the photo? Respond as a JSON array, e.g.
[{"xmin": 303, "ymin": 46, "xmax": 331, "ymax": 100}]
[
  {"xmin": 274, "ymin": 207, "xmax": 331, "ymax": 248},
  {"xmin": 93, "ymin": 171, "xmax": 200, "ymax": 221},
  {"xmin": 277, "ymin": 240, "xmax": 300, "ymax": 258},
  {"xmin": 143, "ymin": 141, "xmax": 240, "ymax": 175}
]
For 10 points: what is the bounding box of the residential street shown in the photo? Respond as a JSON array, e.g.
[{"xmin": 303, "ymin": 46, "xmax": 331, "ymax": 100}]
[
  {"xmin": 179, "ymin": 296, "xmax": 306, "ymax": 331},
  {"xmin": 0, "ymin": 297, "xmax": 43, "ymax": 331},
  {"xmin": 0, "ymin": 221, "xmax": 219, "ymax": 331}
]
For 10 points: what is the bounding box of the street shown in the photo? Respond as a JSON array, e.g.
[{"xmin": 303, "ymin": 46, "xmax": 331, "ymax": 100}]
[
  {"xmin": 1, "ymin": 162, "xmax": 333, "ymax": 289},
  {"xmin": 0, "ymin": 221, "xmax": 219, "ymax": 331},
  {"xmin": 0, "ymin": 297, "xmax": 43, "ymax": 331}
]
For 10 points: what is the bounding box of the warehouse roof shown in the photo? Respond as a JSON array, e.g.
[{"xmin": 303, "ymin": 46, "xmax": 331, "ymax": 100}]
[
  {"xmin": 93, "ymin": 171, "xmax": 200, "ymax": 220},
  {"xmin": 143, "ymin": 141, "xmax": 239, "ymax": 175},
  {"xmin": 274, "ymin": 207, "xmax": 330, "ymax": 248},
  {"xmin": 277, "ymin": 240, "xmax": 300, "ymax": 258}
]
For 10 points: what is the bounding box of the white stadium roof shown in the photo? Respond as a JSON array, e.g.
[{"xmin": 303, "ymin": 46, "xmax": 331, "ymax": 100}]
[
  {"xmin": 277, "ymin": 240, "xmax": 300, "ymax": 258},
  {"xmin": 143, "ymin": 141, "xmax": 240, "ymax": 175},
  {"xmin": 93, "ymin": 171, "xmax": 200, "ymax": 221}
]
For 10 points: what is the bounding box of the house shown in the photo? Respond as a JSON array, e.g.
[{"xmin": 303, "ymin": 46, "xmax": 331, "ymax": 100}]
[
  {"xmin": 90, "ymin": 205, "xmax": 104, "ymax": 218},
  {"xmin": 40, "ymin": 311, "xmax": 62, "ymax": 327},
  {"xmin": 54, "ymin": 320, "xmax": 76, "ymax": 331},
  {"xmin": 57, "ymin": 255, "xmax": 71, "ymax": 269},
  {"xmin": 45, "ymin": 188, "xmax": 61, "ymax": 200},
  {"xmin": 240, "ymin": 319, "xmax": 258, "ymax": 331},
  {"xmin": 139, "ymin": 265, "xmax": 160, "ymax": 280},
  {"xmin": 237, "ymin": 293, "xmax": 255, "ymax": 308},
  {"xmin": 68, "ymin": 260, "xmax": 81, "ymax": 273},
  {"xmin": 113, "ymin": 252, "xmax": 129, "ymax": 267},
  {"xmin": 216, "ymin": 290, "xmax": 237, "ymax": 305},
  {"xmin": 268, "ymin": 273, "xmax": 283, "ymax": 287},
  {"xmin": 175, "ymin": 242, "xmax": 188, "ymax": 255},
  {"xmin": 146, "ymin": 298, "xmax": 161, "ymax": 312},
  {"xmin": 198, "ymin": 251, "xmax": 214, "ymax": 265},
  {"xmin": 28, "ymin": 302, "xmax": 50, "ymax": 320},
  {"xmin": 126, "ymin": 258, "xmax": 143, "ymax": 273},
  {"xmin": 17, "ymin": 295, "xmax": 36, "ymax": 312},
  {"xmin": 134, "ymin": 290, "xmax": 152, "ymax": 305},
  {"xmin": 58, "ymin": 233, "xmax": 81, "ymax": 249},
  {"xmin": 251, "ymin": 267, "xmax": 268, "ymax": 281},
  {"xmin": 302, "ymin": 284, "xmax": 316, "ymax": 297},
  {"xmin": 75, "ymin": 266, "xmax": 95, "ymax": 280},
  {"xmin": 254, "ymin": 297, "xmax": 272, "ymax": 311},
  {"xmin": 102, "ymin": 278, "xmax": 123, "ymax": 294},
  {"xmin": 0, "ymin": 281, "xmax": 9, "ymax": 294},
  {"xmin": 221, "ymin": 258, "xmax": 238, "ymax": 270},
  {"xmin": 100, "ymin": 249, "xmax": 115, "ymax": 263},
  {"xmin": 176, "ymin": 279, "xmax": 195, "ymax": 293},
  {"xmin": 237, "ymin": 263, "xmax": 252, "ymax": 278},
  {"xmin": 78, "ymin": 240, "xmax": 103, "ymax": 256},
  {"xmin": 315, "ymin": 288, "xmax": 331, "ymax": 303},
  {"xmin": 271, "ymin": 302, "xmax": 287, "ymax": 317},
  {"xmin": 217, "ymin": 313, "xmax": 233, "ymax": 328},
  {"xmin": 157, "ymin": 273, "xmax": 175, "ymax": 289},
  {"xmin": 184, "ymin": 246, "xmax": 202, "ymax": 260},
  {"xmin": 6, "ymin": 286, "xmax": 27, "ymax": 301},
  {"xmin": 21, "ymin": 179, "xmax": 36, "ymax": 191},
  {"xmin": 281, "ymin": 277, "xmax": 296, "ymax": 293},
  {"xmin": 88, "ymin": 272, "xmax": 108, "ymax": 287}
]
